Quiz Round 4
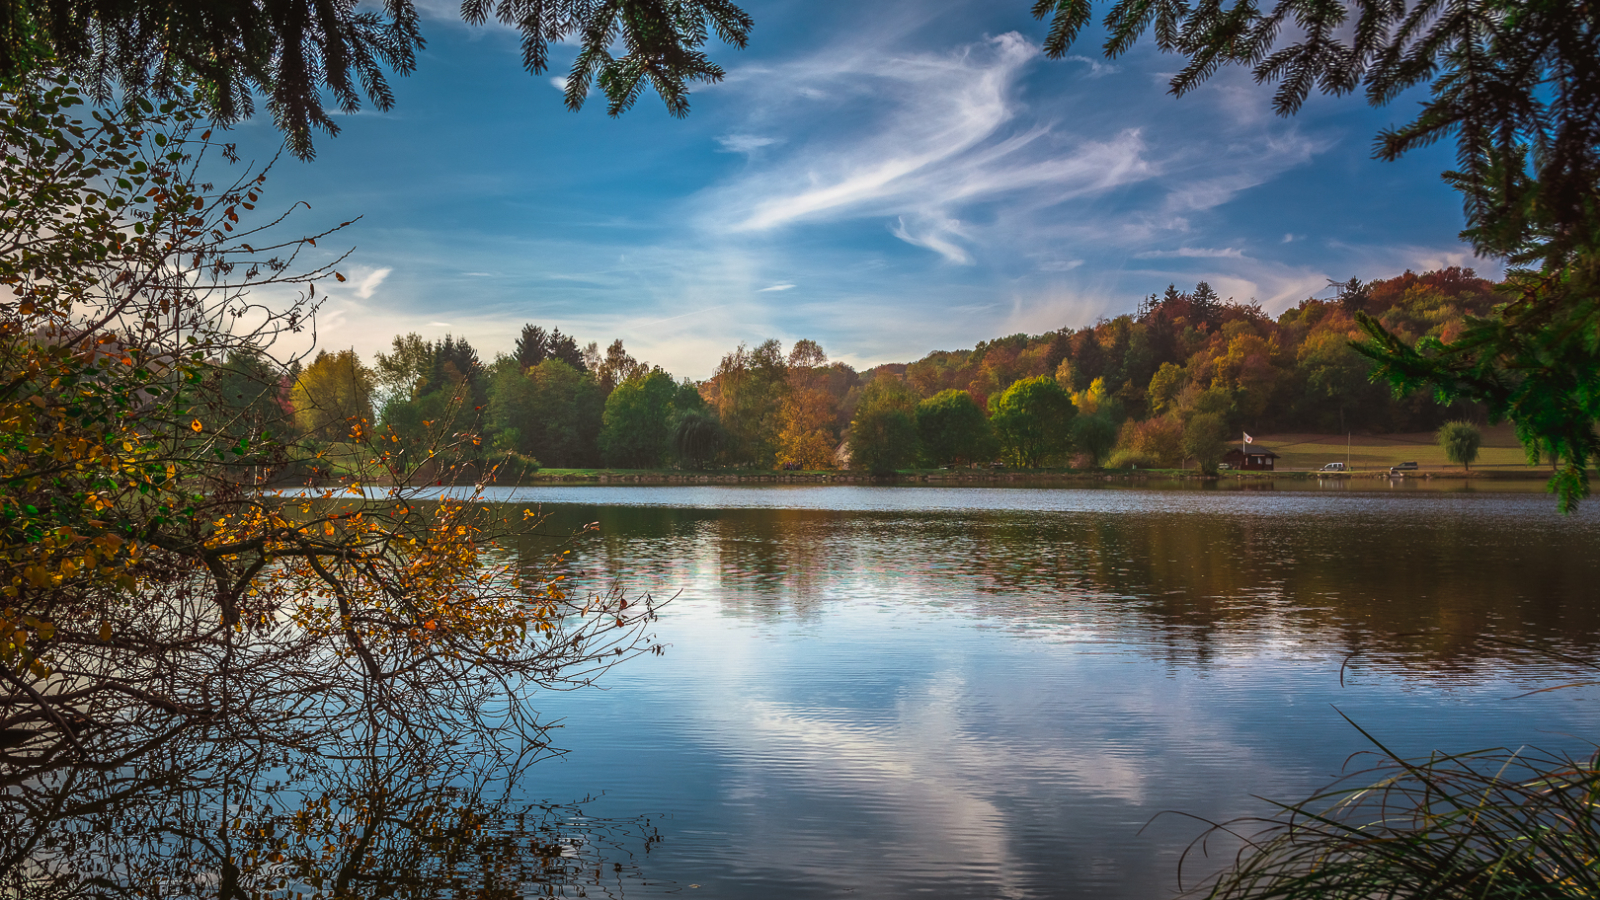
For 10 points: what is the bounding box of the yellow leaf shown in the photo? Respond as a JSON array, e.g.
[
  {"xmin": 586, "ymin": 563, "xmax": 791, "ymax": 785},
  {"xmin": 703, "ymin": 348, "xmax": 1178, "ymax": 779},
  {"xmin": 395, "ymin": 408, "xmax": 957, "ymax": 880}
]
[
  {"xmin": 190, "ymin": 419, "xmax": 203, "ymax": 433},
  {"xmin": 98, "ymin": 622, "xmax": 112, "ymax": 642}
]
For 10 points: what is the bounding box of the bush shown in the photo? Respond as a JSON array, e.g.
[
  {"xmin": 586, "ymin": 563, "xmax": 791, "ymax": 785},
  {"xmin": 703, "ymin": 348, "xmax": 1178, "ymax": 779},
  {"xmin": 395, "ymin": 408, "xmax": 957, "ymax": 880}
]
[
  {"xmin": 1107, "ymin": 449, "xmax": 1163, "ymax": 469},
  {"xmin": 1114, "ymin": 416, "xmax": 1185, "ymax": 467}
]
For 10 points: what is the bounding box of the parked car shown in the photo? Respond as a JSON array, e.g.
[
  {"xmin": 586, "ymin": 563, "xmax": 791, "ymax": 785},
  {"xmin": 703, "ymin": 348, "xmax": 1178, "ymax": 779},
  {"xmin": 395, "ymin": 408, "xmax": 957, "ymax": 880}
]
[
  {"xmin": 1389, "ymin": 461, "xmax": 1419, "ymax": 474},
  {"xmin": 1217, "ymin": 462, "xmax": 1233, "ymax": 470},
  {"xmin": 1320, "ymin": 462, "xmax": 1347, "ymax": 472}
]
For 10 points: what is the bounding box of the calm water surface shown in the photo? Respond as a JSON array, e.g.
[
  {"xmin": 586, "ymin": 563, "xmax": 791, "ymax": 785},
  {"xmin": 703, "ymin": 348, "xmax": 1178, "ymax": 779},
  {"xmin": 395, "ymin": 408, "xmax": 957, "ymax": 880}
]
[{"xmin": 487, "ymin": 484, "xmax": 1600, "ymax": 899}]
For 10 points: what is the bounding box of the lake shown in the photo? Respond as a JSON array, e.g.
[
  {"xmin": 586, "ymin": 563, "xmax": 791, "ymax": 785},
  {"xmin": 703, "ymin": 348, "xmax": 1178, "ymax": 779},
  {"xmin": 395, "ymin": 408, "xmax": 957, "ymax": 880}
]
[{"xmin": 478, "ymin": 483, "xmax": 1600, "ymax": 899}]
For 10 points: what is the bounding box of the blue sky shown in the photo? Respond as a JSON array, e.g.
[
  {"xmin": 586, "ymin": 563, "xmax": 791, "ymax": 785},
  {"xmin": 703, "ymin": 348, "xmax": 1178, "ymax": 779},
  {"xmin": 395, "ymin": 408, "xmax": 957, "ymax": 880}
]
[{"xmin": 233, "ymin": 0, "xmax": 1490, "ymax": 380}]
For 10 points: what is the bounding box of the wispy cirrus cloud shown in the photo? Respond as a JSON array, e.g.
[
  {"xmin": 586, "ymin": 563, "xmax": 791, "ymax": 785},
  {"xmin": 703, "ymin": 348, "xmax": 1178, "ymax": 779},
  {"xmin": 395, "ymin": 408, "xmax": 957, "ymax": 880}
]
[
  {"xmin": 701, "ymin": 32, "xmax": 1157, "ymax": 267},
  {"xmin": 353, "ymin": 266, "xmax": 392, "ymax": 299},
  {"xmin": 1136, "ymin": 247, "xmax": 1249, "ymax": 259},
  {"xmin": 246, "ymin": 2, "xmax": 1485, "ymax": 377}
]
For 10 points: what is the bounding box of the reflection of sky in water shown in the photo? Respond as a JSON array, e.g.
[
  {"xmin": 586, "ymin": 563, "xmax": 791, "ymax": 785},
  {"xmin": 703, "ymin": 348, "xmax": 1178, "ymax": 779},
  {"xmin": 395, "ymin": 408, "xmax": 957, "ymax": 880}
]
[{"xmin": 503, "ymin": 488, "xmax": 1599, "ymax": 899}]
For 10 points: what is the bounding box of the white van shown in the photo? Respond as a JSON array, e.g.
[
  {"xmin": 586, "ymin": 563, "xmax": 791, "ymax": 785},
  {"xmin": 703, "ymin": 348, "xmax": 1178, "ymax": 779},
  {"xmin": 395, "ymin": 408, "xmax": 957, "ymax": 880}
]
[{"xmin": 1320, "ymin": 462, "xmax": 1347, "ymax": 471}]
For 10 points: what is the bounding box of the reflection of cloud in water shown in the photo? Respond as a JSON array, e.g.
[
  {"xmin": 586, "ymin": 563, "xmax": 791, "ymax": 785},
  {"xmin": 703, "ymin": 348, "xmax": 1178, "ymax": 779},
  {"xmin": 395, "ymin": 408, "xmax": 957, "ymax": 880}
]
[{"xmin": 664, "ymin": 631, "xmax": 1251, "ymax": 896}]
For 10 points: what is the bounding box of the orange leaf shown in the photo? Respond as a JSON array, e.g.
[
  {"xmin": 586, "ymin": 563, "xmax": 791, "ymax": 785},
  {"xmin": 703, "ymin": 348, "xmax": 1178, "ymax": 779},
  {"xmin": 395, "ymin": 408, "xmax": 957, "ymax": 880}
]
[{"xmin": 190, "ymin": 419, "xmax": 204, "ymax": 433}]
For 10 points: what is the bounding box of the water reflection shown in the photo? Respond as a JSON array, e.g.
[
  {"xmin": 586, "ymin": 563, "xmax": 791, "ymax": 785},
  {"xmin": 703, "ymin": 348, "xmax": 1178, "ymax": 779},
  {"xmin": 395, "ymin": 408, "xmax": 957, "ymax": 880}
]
[
  {"xmin": 512, "ymin": 486, "xmax": 1600, "ymax": 676},
  {"xmin": 478, "ymin": 486, "xmax": 1600, "ymax": 899},
  {"xmin": 14, "ymin": 487, "xmax": 1597, "ymax": 899},
  {"xmin": 1, "ymin": 726, "xmax": 663, "ymax": 897}
]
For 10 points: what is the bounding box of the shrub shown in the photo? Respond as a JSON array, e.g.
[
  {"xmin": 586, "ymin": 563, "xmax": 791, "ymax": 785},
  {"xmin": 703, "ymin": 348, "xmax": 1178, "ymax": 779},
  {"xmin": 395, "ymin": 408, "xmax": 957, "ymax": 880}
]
[{"xmin": 1107, "ymin": 449, "xmax": 1163, "ymax": 469}]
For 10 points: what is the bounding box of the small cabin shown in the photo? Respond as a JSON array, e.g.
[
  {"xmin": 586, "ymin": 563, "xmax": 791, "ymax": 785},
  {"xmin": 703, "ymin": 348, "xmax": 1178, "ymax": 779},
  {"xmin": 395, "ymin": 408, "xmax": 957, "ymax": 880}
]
[{"xmin": 1223, "ymin": 448, "xmax": 1280, "ymax": 471}]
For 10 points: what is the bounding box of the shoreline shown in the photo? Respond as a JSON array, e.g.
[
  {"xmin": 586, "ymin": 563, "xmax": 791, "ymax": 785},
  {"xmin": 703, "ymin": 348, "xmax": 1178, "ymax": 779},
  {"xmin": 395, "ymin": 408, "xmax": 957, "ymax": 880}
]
[{"xmin": 499, "ymin": 468, "xmax": 1559, "ymax": 487}]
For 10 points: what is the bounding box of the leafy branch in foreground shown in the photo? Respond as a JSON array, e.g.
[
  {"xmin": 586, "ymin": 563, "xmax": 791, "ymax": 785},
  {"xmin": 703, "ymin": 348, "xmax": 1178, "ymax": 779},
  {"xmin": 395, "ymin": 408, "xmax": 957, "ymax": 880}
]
[
  {"xmin": 1356, "ymin": 261, "xmax": 1600, "ymax": 512},
  {"xmin": 1, "ymin": 0, "xmax": 753, "ymax": 158},
  {"xmin": 1029, "ymin": 0, "xmax": 1600, "ymax": 511},
  {"xmin": 0, "ymin": 77, "xmax": 661, "ymax": 896}
]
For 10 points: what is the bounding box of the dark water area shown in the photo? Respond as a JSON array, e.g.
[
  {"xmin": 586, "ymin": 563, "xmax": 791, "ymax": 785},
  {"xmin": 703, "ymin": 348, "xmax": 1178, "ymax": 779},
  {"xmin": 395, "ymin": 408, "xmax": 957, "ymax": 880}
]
[{"xmin": 479, "ymin": 483, "xmax": 1600, "ymax": 899}]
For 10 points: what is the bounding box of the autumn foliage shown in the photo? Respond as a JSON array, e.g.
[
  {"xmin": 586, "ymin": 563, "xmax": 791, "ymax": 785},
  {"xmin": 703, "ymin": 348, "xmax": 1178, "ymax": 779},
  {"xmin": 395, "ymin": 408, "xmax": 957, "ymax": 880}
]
[{"xmin": 0, "ymin": 79, "xmax": 656, "ymax": 890}]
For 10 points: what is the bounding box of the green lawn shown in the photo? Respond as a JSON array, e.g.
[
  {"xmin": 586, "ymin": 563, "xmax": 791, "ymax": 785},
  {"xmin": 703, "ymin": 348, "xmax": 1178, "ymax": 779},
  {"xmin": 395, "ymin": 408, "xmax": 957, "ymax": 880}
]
[{"xmin": 1251, "ymin": 425, "xmax": 1546, "ymax": 472}]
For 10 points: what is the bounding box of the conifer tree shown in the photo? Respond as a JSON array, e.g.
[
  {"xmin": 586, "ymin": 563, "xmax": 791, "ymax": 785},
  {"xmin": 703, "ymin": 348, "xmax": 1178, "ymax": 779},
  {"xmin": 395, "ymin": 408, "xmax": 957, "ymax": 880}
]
[{"xmin": 4, "ymin": 0, "xmax": 754, "ymax": 158}]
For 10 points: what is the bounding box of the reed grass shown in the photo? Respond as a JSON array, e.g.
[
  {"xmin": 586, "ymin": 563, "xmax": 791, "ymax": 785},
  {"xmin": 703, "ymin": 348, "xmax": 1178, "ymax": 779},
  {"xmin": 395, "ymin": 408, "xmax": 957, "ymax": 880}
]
[{"xmin": 1193, "ymin": 716, "xmax": 1600, "ymax": 899}]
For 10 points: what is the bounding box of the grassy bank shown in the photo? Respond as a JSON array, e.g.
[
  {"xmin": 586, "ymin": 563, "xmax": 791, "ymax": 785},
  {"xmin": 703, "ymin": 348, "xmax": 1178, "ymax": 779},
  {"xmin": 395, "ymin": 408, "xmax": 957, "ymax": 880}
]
[{"xmin": 1253, "ymin": 424, "xmax": 1543, "ymax": 473}]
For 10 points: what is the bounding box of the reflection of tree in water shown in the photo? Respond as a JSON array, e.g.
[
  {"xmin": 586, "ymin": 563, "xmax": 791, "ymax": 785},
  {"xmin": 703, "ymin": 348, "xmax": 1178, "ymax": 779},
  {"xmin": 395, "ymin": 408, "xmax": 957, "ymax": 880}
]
[
  {"xmin": 3, "ymin": 722, "xmax": 663, "ymax": 897},
  {"xmin": 1, "ymin": 498, "xmax": 671, "ymax": 898},
  {"xmin": 945, "ymin": 508, "xmax": 1600, "ymax": 674},
  {"xmin": 523, "ymin": 499, "xmax": 1600, "ymax": 677}
]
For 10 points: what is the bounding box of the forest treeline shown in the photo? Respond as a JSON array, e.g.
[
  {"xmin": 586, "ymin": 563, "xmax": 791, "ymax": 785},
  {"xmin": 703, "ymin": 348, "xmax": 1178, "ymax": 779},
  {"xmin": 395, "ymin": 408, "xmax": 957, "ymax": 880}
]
[{"xmin": 236, "ymin": 267, "xmax": 1500, "ymax": 477}]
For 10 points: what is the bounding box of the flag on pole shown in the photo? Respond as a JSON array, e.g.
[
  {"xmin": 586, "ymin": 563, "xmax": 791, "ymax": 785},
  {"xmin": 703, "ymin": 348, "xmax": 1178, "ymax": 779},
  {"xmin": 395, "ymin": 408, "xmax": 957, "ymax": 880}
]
[{"xmin": 1243, "ymin": 432, "xmax": 1254, "ymax": 444}]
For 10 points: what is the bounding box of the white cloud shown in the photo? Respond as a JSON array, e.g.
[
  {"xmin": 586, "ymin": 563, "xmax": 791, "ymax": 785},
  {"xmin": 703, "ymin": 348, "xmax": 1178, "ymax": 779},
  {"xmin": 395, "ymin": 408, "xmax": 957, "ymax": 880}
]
[
  {"xmin": 549, "ymin": 76, "xmax": 567, "ymax": 93},
  {"xmin": 690, "ymin": 31, "xmax": 1168, "ymax": 280},
  {"xmin": 1065, "ymin": 54, "xmax": 1120, "ymax": 78},
  {"xmin": 758, "ymin": 283, "xmax": 797, "ymax": 292},
  {"xmin": 717, "ymin": 134, "xmax": 782, "ymax": 154},
  {"xmin": 353, "ymin": 266, "xmax": 392, "ymax": 299},
  {"xmin": 891, "ymin": 214, "xmax": 974, "ymax": 265},
  {"xmin": 428, "ymin": 321, "xmax": 452, "ymax": 327},
  {"xmin": 1137, "ymin": 247, "xmax": 1248, "ymax": 259}
]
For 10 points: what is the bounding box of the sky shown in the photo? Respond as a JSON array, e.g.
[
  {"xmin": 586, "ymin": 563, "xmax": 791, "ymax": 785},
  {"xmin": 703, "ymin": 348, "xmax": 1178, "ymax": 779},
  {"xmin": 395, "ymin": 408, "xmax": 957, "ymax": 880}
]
[{"xmin": 228, "ymin": 0, "xmax": 1492, "ymax": 380}]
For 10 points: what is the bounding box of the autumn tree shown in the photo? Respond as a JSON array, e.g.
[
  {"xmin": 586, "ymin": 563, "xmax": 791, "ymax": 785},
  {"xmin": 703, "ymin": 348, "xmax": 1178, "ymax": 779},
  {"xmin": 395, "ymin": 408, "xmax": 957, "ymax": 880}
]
[
  {"xmin": 0, "ymin": 85, "xmax": 655, "ymax": 874},
  {"xmin": 291, "ymin": 349, "xmax": 376, "ymax": 442},
  {"xmin": 1031, "ymin": 0, "xmax": 1600, "ymax": 510},
  {"xmin": 776, "ymin": 339, "xmax": 839, "ymax": 469},
  {"xmin": 595, "ymin": 339, "xmax": 649, "ymax": 395},
  {"xmin": 703, "ymin": 339, "xmax": 788, "ymax": 468}
]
